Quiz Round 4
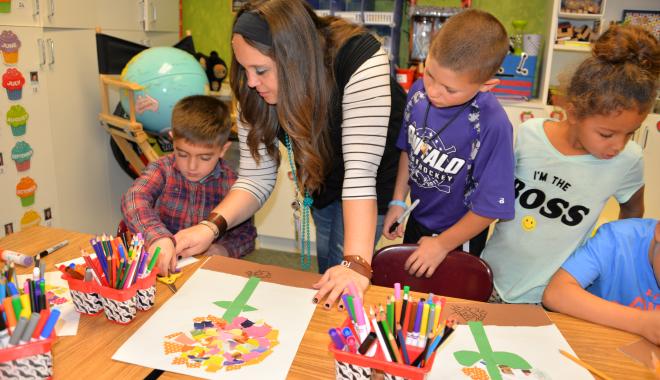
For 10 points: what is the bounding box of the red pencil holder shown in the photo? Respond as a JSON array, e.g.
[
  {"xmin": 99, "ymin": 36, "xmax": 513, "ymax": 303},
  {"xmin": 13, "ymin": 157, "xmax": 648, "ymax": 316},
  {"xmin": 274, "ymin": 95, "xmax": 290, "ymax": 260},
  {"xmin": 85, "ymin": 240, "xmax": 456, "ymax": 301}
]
[
  {"xmin": 0, "ymin": 336, "xmax": 56, "ymax": 379},
  {"xmin": 329, "ymin": 318, "xmax": 437, "ymax": 380},
  {"xmin": 62, "ymin": 259, "xmax": 158, "ymax": 324},
  {"xmin": 65, "ymin": 274, "xmax": 103, "ymax": 315}
]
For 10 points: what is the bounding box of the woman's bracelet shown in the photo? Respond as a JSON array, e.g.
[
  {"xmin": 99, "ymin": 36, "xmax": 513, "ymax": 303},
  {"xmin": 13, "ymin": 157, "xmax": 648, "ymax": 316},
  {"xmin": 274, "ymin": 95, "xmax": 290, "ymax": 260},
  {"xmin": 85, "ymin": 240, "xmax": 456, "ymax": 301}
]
[
  {"xmin": 203, "ymin": 212, "xmax": 228, "ymax": 240},
  {"xmin": 388, "ymin": 200, "xmax": 407, "ymax": 209},
  {"xmin": 341, "ymin": 255, "xmax": 373, "ymax": 280}
]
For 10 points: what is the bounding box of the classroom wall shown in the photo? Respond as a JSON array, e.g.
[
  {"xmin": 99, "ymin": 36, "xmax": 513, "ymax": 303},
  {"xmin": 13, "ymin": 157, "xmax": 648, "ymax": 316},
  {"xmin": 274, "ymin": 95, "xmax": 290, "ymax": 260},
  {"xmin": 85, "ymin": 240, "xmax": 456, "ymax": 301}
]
[{"xmin": 182, "ymin": 0, "xmax": 235, "ymax": 71}]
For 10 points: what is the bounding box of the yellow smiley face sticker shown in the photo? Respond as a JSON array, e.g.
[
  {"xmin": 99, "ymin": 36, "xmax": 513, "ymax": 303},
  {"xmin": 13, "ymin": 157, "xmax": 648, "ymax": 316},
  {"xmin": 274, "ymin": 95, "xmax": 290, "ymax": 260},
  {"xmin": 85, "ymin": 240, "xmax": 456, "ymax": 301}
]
[{"xmin": 521, "ymin": 215, "xmax": 536, "ymax": 232}]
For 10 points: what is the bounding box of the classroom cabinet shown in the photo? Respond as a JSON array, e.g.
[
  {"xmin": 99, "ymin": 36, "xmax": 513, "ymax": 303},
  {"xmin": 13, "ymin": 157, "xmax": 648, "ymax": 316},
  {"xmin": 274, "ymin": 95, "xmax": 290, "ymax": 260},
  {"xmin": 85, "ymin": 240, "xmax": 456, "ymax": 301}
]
[{"xmin": 0, "ymin": 3, "xmax": 179, "ymax": 236}]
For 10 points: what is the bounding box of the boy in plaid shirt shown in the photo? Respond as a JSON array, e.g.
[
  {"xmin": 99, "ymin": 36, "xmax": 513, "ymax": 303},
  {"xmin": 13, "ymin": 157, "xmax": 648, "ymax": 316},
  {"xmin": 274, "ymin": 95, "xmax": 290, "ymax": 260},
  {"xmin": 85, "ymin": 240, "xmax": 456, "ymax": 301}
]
[{"xmin": 121, "ymin": 95, "xmax": 256, "ymax": 275}]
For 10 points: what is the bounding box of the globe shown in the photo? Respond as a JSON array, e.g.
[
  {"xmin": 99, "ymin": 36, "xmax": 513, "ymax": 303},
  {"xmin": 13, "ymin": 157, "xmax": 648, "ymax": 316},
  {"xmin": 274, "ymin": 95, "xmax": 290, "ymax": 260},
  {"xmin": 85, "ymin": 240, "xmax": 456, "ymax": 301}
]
[{"xmin": 120, "ymin": 47, "xmax": 208, "ymax": 134}]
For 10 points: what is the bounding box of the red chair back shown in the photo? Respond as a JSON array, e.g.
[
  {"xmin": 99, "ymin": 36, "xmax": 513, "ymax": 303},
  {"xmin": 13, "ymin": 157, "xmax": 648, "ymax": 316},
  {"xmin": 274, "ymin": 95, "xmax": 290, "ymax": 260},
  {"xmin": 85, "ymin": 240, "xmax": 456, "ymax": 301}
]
[{"xmin": 371, "ymin": 244, "xmax": 493, "ymax": 302}]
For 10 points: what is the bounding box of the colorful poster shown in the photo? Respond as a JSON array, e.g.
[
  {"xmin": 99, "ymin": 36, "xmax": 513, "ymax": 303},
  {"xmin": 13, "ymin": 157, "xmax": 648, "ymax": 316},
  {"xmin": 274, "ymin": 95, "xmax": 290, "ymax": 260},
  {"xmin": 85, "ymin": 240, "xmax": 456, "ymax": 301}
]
[
  {"xmin": 113, "ymin": 268, "xmax": 317, "ymax": 379},
  {"xmin": 16, "ymin": 271, "xmax": 81, "ymax": 336}
]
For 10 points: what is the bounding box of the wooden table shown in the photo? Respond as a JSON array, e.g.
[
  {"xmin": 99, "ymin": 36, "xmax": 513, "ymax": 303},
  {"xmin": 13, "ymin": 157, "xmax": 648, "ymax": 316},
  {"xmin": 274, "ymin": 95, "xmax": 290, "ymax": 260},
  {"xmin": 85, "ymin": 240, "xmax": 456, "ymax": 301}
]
[{"xmin": 0, "ymin": 226, "xmax": 654, "ymax": 380}]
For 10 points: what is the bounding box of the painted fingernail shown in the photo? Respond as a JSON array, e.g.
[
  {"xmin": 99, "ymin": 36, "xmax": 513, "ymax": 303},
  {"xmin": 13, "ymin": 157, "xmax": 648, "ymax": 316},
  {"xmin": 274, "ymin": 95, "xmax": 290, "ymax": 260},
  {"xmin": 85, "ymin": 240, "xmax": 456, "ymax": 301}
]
[
  {"xmin": 324, "ymin": 303, "xmax": 331, "ymax": 310},
  {"xmin": 312, "ymin": 297, "xmax": 318, "ymax": 304}
]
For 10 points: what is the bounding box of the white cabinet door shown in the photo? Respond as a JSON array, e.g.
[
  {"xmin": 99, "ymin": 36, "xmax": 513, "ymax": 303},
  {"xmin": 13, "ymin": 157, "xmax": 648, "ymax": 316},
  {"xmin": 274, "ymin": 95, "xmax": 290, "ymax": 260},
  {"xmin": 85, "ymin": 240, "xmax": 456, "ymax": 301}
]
[
  {"xmin": 41, "ymin": 28, "xmax": 120, "ymax": 233},
  {"xmin": 144, "ymin": 0, "xmax": 178, "ymax": 32},
  {"xmin": 502, "ymin": 104, "xmax": 548, "ymax": 141},
  {"xmin": 640, "ymin": 113, "xmax": 660, "ymax": 219},
  {"xmin": 95, "ymin": 0, "xmax": 145, "ymax": 31},
  {"xmin": 0, "ymin": 26, "xmax": 60, "ymax": 234},
  {"xmin": 39, "ymin": 0, "xmax": 96, "ymax": 28},
  {"xmin": 0, "ymin": 0, "xmax": 40, "ymax": 27}
]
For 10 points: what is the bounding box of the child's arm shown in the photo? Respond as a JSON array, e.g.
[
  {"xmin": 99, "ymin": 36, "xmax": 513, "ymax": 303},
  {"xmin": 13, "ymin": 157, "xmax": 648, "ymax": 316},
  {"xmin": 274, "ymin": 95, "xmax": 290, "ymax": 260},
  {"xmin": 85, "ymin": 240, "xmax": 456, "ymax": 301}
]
[
  {"xmin": 619, "ymin": 186, "xmax": 644, "ymax": 219},
  {"xmin": 120, "ymin": 160, "xmax": 174, "ymax": 250},
  {"xmin": 383, "ymin": 151, "xmax": 410, "ymax": 240},
  {"xmin": 405, "ymin": 211, "xmax": 494, "ymax": 277},
  {"xmin": 543, "ymin": 269, "xmax": 660, "ymax": 344}
]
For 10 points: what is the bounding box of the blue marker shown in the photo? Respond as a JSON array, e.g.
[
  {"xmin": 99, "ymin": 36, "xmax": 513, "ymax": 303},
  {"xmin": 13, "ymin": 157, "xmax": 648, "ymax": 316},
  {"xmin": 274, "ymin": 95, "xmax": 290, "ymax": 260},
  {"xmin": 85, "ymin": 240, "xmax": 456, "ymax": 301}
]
[
  {"xmin": 342, "ymin": 327, "xmax": 354, "ymax": 340},
  {"xmin": 39, "ymin": 308, "xmax": 61, "ymax": 339},
  {"xmin": 329, "ymin": 328, "xmax": 346, "ymax": 350},
  {"xmin": 6, "ymin": 282, "xmax": 18, "ymax": 296},
  {"xmin": 0, "ymin": 283, "xmax": 5, "ymax": 298}
]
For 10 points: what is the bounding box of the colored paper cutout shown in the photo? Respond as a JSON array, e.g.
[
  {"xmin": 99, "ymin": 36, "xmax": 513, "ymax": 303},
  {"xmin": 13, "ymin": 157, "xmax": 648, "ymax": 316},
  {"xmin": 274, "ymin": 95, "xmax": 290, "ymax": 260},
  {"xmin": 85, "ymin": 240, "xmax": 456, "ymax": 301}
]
[
  {"xmin": 454, "ymin": 321, "xmax": 532, "ymax": 380},
  {"xmin": 6, "ymin": 104, "xmax": 28, "ymax": 136},
  {"xmin": 11, "ymin": 140, "xmax": 33, "ymax": 172},
  {"xmin": 162, "ymin": 314, "xmax": 279, "ymax": 373},
  {"xmin": 2, "ymin": 67, "xmax": 24, "ymax": 100},
  {"xmin": 214, "ymin": 276, "xmax": 260, "ymax": 323},
  {"xmin": 15, "ymin": 176, "xmax": 37, "ymax": 207},
  {"xmin": 0, "ymin": 30, "xmax": 20, "ymax": 64},
  {"xmin": 20, "ymin": 210, "xmax": 41, "ymax": 230}
]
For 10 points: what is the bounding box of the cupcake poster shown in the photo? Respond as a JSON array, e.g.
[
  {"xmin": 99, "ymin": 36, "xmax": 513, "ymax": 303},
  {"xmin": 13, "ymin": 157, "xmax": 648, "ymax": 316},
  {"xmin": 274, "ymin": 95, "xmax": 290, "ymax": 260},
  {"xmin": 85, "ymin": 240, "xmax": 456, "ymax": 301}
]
[
  {"xmin": 2, "ymin": 67, "xmax": 25, "ymax": 100},
  {"xmin": 11, "ymin": 141, "xmax": 32, "ymax": 172},
  {"xmin": 6, "ymin": 104, "xmax": 28, "ymax": 136},
  {"xmin": 16, "ymin": 176, "xmax": 37, "ymax": 207},
  {"xmin": 0, "ymin": 31, "xmax": 20, "ymax": 65}
]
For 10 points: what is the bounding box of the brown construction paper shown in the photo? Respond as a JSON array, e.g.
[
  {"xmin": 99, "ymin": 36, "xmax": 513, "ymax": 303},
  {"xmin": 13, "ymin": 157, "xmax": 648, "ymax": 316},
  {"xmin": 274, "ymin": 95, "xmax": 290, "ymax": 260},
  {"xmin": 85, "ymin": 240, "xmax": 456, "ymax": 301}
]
[
  {"xmin": 438, "ymin": 301, "xmax": 552, "ymax": 326},
  {"xmin": 201, "ymin": 255, "xmax": 322, "ymax": 289}
]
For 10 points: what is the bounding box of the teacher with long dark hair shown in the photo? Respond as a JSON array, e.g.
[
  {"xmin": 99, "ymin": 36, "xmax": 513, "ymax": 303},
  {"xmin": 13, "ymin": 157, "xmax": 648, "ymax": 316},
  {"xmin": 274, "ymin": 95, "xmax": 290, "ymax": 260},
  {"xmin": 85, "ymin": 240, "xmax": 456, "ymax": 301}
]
[{"xmin": 172, "ymin": 0, "xmax": 404, "ymax": 307}]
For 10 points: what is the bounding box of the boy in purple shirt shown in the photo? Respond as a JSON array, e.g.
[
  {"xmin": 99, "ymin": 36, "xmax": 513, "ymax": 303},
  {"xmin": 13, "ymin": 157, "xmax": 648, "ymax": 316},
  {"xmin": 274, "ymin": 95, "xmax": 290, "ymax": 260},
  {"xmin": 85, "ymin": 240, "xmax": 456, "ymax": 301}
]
[
  {"xmin": 383, "ymin": 9, "xmax": 515, "ymax": 277},
  {"xmin": 121, "ymin": 95, "xmax": 257, "ymax": 276}
]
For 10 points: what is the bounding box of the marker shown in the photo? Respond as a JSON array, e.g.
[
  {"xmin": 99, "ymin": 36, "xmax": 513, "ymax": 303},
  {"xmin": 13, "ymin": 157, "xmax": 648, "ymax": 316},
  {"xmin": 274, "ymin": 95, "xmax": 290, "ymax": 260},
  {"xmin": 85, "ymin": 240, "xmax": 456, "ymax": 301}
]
[
  {"xmin": 38, "ymin": 240, "xmax": 69, "ymax": 258},
  {"xmin": 388, "ymin": 199, "xmax": 420, "ymax": 233},
  {"xmin": 39, "ymin": 308, "xmax": 60, "ymax": 339},
  {"xmin": 328, "ymin": 328, "xmax": 346, "ymax": 351},
  {"xmin": 419, "ymin": 303, "xmax": 430, "ymax": 347},
  {"xmin": 0, "ymin": 249, "xmax": 34, "ymax": 267},
  {"xmin": 20, "ymin": 312, "xmax": 41, "ymax": 343},
  {"xmin": 145, "ymin": 247, "xmax": 160, "ymax": 276},
  {"xmin": 3, "ymin": 298, "xmax": 17, "ymax": 330},
  {"xmin": 357, "ymin": 332, "xmax": 377, "ymax": 355},
  {"xmin": 346, "ymin": 335, "xmax": 358, "ymax": 353},
  {"xmin": 412, "ymin": 300, "xmax": 423, "ymax": 346},
  {"xmin": 32, "ymin": 309, "xmax": 50, "ymax": 340},
  {"xmin": 8, "ymin": 317, "xmax": 28, "ymax": 346}
]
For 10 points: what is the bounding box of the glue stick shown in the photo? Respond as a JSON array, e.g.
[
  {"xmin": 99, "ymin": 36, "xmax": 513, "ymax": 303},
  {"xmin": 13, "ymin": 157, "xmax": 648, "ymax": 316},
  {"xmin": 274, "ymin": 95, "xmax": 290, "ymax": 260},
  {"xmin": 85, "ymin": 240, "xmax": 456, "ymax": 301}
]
[{"xmin": 0, "ymin": 248, "xmax": 34, "ymax": 267}]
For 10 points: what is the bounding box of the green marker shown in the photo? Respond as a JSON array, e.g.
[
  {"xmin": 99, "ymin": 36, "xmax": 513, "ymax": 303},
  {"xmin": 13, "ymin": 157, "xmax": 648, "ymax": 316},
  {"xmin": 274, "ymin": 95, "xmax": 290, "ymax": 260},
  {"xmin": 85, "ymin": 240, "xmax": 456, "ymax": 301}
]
[
  {"xmin": 146, "ymin": 247, "xmax": 160, "ymax": 275},
  {"xmin": 404, "ymin": 285, "xmax": 410, "ymax": 297}
]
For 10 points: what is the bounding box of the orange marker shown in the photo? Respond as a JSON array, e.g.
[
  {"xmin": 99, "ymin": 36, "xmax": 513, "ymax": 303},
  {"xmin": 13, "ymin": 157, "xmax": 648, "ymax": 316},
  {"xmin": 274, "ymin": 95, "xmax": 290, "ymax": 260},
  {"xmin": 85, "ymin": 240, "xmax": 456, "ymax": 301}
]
[{"xmin": 2, "ymin": 297, "xmax": 16, "ymax": 331}]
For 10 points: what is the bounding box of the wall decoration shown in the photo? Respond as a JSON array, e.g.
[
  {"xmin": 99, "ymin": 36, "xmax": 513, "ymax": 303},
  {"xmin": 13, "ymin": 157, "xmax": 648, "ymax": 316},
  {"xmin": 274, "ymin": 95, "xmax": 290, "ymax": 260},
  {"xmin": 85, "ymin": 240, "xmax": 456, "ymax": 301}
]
[
  {"xmin": 4, "ymin": 222, "xmax": 13, "ymax": 235},
  {"xmin": 622, "ymin": 10, "xmax": 660, "ymax": 40},
  {"xmin": 6, "ymin": 104, "xmax": 28, "ymax": 136},
  {"xmin": 11, "ymin": 140, "xmax": 32, "ymax": 171},
  {"xmin": 15, "ymin": 176, "xmax": 36, "ymax": 206},
  {"xmin": 20, "ymin": 209, "xmax": 41, "ymax": 230},
  {"xmin": 2, "ymin": 67, "xmax": 24, "ymax": 100},
  {"xmin": 113, "ymin": 268, "xmax": 317, "ymax": 379},
  {"xmin": 0, "ymin": 30, "xmax": 20, "ymax": 64}
]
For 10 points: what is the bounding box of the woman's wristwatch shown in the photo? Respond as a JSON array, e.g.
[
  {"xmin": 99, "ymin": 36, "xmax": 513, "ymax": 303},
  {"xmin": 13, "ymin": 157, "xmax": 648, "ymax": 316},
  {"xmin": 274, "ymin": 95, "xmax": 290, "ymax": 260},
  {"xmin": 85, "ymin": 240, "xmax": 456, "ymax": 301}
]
[
  {"xmin": 341, "ymin": 255, "xmax": 373, "ymax": 280},
  {"xmin": 199, "ymin": 212, "xmax": 228, "ymax": 240}
]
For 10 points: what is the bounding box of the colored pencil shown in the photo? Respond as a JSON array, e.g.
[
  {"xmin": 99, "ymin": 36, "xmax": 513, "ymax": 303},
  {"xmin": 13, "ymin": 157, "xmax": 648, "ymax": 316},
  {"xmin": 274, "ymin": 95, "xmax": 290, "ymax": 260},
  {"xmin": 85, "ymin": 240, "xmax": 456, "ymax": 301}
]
[{"xmin": 559, "ymin": 349, "xmax": 613, "ymax": 380}]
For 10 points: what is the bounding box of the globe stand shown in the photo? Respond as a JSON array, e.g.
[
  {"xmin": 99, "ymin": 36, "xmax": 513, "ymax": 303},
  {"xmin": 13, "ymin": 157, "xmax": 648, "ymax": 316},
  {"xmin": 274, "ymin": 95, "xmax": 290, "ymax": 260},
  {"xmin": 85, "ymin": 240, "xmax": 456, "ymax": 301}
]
[{"xmin": 98, "ymin": 74, "xmax": 160, "ymax": 175}]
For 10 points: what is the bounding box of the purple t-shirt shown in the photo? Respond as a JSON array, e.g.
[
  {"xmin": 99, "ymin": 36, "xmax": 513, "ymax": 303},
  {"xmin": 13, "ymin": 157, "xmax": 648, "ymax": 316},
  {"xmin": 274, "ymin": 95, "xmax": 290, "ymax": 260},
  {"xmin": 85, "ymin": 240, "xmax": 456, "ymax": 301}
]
[{"xmin": 396, "ymin": 79, "xmax": 515, "ymax": 232}]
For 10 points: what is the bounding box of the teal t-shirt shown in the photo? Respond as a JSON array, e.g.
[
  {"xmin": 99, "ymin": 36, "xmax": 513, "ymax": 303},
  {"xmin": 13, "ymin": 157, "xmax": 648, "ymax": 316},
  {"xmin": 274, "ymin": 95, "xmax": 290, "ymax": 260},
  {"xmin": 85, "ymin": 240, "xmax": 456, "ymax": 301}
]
[{"xmin": 482, "ymin": 118, "xmax": 644, "ymax": 303}]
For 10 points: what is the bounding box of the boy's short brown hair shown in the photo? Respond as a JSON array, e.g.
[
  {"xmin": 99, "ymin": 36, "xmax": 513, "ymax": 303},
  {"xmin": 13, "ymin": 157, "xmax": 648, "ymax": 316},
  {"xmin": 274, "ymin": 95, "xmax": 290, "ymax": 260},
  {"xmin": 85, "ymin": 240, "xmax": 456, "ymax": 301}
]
[
  {"xmin": 171, "ymin": 95, "xmax": 232, "ymax": 147},
  {"xmin": 429, "ymin": 9, "xmax": 509, "ymax": 84}
]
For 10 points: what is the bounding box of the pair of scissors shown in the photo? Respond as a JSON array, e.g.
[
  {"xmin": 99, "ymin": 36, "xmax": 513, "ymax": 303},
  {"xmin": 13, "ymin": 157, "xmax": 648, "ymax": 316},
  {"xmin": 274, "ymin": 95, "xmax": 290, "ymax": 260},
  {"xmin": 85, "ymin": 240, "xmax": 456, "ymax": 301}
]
[{"xmin": 157, "ymin": 271, "xmax": 182, "ymax": 293}]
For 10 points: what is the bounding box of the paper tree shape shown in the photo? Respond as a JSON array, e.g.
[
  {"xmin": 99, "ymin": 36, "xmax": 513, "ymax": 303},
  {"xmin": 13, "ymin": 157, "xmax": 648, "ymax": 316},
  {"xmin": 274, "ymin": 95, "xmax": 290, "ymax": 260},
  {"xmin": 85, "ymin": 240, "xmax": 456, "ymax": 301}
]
[
  {"xmin": 213, "ymin": 276, "xmax": 260, "ymax": 323},
  {"xmin": 454, "ymin": 321, "xmax": 532, "ymax": 380}
]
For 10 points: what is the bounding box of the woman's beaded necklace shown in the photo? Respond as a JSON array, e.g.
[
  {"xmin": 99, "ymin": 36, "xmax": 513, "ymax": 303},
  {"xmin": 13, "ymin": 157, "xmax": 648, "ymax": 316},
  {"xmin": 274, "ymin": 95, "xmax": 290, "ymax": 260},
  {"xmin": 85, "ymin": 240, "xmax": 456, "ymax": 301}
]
[{"xmin": 284, "ymin": 133, "xmax": 313, "ymax": 270}]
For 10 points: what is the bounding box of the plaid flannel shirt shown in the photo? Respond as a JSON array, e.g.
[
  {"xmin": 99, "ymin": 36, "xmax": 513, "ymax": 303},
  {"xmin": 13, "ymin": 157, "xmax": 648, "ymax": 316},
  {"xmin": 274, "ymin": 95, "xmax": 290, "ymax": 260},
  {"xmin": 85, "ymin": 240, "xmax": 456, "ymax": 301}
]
[{"xmin": 121, "ymin": 155, "xmax": 256, "ymax": 258}]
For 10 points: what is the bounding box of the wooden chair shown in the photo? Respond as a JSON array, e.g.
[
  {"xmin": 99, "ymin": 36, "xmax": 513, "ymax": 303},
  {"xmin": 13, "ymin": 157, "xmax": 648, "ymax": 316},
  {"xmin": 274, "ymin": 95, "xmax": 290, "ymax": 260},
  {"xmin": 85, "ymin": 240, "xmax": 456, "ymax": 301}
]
[{"xmin": 371, "ymin": 244, "xmax": 493, "ymax": 302}]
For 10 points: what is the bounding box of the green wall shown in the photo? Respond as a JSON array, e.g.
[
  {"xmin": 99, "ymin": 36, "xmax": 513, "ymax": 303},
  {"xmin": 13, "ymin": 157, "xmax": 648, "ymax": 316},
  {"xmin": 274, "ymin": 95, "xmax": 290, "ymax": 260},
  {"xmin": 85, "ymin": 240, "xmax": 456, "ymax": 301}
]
[
  {"xmin": 182, "ymin": 0, "xmax": 235, "ymax": 70},
  {"xmin": 183, "ymin": 0, "xmax": 551, "ymax": 70}
]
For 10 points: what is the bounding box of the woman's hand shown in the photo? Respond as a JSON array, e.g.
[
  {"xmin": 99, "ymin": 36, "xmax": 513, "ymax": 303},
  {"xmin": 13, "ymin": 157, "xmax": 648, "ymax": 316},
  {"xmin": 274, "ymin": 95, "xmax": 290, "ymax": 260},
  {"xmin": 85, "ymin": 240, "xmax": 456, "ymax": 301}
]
[
  {"xmin": 174, "ymin": 224, "xmax": 215, "ymax": 258},
  {"xmin": 151, "ymin": 237, "xmax": 176, "ymax": 276},
  {"xmin": 312, "ymin": 265, "xmax": 370, "ymax": 309}
]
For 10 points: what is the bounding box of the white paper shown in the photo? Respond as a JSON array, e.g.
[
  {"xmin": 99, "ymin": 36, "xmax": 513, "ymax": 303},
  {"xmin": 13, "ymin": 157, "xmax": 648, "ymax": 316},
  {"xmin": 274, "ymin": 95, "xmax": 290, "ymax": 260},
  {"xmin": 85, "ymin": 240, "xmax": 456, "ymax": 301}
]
[
  {"xmin": 429, "ymin": 325, "xmax": 593, "ymax": 380},
  {"xmin": 112, "ymin": 268, "xmax": 317, "ymax": 379},
  {"xmin": 16, "ymin": 271, "xmax": 80, "ymax": 336},
  {"xmin": 175, "ymin": 255, "xmax": 198, "ymax": 270}
]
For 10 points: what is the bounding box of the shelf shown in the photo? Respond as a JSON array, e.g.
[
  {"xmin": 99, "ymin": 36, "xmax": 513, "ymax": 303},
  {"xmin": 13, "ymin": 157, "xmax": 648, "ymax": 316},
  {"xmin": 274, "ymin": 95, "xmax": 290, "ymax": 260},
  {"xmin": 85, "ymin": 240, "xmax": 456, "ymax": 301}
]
[
  {"xmin": 554, "ymin": 43, "xmax": 591, "ymax": 52},
  {"xmin": 314, "ymin": 11, "xmax": 395, "ymax": 26},
  {"xmin": 558, "ymin": 11, "xmax": 603, "ymax": 20}
]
